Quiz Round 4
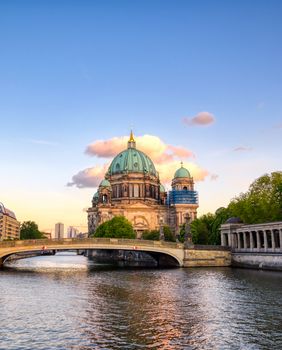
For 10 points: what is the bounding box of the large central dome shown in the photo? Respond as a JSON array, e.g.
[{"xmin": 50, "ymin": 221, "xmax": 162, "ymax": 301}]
[{"xmin": 107, "ymin": 132, "xmax": 157, "ymax": 176}]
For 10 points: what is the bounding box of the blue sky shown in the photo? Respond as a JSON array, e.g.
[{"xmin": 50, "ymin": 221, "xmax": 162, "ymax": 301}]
[{"xmin": 1, "ymin": 0, "xmax": 281, "ymax": 231}]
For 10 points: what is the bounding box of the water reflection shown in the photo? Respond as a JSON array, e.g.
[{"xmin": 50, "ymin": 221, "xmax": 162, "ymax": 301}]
[{"xmin": 0, "ymin": 254, "xmax": 282, "ymax": 349}]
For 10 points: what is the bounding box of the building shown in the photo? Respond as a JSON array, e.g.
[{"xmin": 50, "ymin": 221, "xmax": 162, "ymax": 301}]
[
  {"xmin": 67, "ymin": 226, "xmax": 79, "ymax": 238},
  {"xmin": 54, "ymin": 222, "xmax": 65, "ymax": 239},
  {"xmin": 0, "ymin": 203, "xmax": 20, "ymax": 240},
  {"xmin": 87, "ymin": 132, "xmax": 198, "ymax": 237}
]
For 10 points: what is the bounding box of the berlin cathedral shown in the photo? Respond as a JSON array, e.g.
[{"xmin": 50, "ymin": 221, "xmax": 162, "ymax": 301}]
[{"xmin": 87, "ymin": 132, "xmax": 199, "ymax": 237}]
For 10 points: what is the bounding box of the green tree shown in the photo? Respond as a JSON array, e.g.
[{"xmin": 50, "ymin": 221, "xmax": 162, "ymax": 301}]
[
  {"xmin": 163, "ymin": 225, "xmax": 176, "ymax": 242},
  {"xmin": 20, "ymin": 221, "xmax": 45, "ymax": 240},
  {"xmin": 142, "ymin": 230, "xmax": 159, "ymax": 240},
  {"xmin": 210, "ymin": 207, "xmax": 231, "ymax": 245},
  {"xmin": 228, "ymin": 172, "xmax": 282, "ymax": 223},
  {"xmin": 94, "ymin": 216, "xmax": 135, "ymax": 239},
  {"xmin": 142, "ymin": 225, "xmax": 176, "ymax": 242}
]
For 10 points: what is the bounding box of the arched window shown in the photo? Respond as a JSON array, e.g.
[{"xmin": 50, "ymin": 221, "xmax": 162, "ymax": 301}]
[
  {"xmin": 183, "ymin": 186, "xmax": 188, "ymax": 190},
  {"xmin": 115, "ymin": 163, "xmax": 120, "ymax": 172},
  {"xmin": 102, "ymin": 194, "xmax": 108, "ymax": 203}
]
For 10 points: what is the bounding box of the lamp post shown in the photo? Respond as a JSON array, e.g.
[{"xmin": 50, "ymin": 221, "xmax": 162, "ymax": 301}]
[{"xmin": 159, "ymin": 217, "xmax": 164, "ymax": 241}]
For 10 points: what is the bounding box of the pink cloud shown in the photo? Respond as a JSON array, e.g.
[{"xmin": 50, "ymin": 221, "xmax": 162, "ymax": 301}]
[
  {"xmin": 210, "ymin": 174, "xmax": 219, "ymax": 181},
  {"xmin": 183, "ymin": 111, "xmax": 215, "ymax": 126},
  {"xmin": 85, "ymin": 134, "xmax": 194, "ymax": 164},
  {"xmin": 69, "ymin": 134, "xmax": 209, "ymax": 188},
  {"xmin": 67, "ymin": 164, "xmax": 109, "ymax": 188},
  {"xmin": 85, "ymin": 137, "xmax": 127, "ymax": 158},
  {"xmin": 273, "ymin": 122, "xmax": 282, "ymax": 129},
  {"xmin": 233, "ymin": 146, "xmax": 252, "ymax": 152}
]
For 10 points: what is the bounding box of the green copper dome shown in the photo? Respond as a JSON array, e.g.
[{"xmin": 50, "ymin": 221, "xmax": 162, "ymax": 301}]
[
  {"xmin": 174, "ymin": 165, "xmax": 191, "ymax": 178},
  {"xmin": 160, "ymin": 184, "xmax": 165, "ymax": 193},
  {"xmin": 99, "ymin": 179, "xmax": 111, "ymax": 187},
  {"xmin": 108, "ymin": 133, "xmax": 157, "ymax": 177}
]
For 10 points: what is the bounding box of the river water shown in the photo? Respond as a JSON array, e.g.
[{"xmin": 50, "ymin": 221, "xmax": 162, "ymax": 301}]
[{"xmin": 0, "ymin": 252, "xmax": 281, "ymax": 350}]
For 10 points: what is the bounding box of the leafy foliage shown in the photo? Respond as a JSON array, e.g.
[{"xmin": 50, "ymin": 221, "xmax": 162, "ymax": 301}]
[
  {"xmin": 142, "ymin": 230, "xmax": 159, "ymax": 240},
  {"xmin": 186, "ymin": 172, "xmax": 282, "ymax": 245},
  {"xmin": 20, "ymin": 221, "xmax": 46, "ymax": 240},
  {"xmin": 227, "ymin": 172, "xmax": 282, "ymax": 224},
  {"xmin": 94, "ymin": 216, "xmax": 135, "ymax": 239},
  {"xmin": 142, "ymin": 225, "xmax": 175, "ymax": 242}
]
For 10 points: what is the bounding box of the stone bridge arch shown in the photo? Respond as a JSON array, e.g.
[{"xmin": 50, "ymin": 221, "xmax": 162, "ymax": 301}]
[{"xmin": 0, "ymin": 238, "xmax": 184, "ymax": 268}]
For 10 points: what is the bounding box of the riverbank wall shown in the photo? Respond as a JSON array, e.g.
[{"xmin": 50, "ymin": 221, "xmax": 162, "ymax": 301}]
[
  {"xmin": 232, "ymin": 252, "xmax": 282, "ymax": 271},
  {"xmin": 183, "ymin": 245, "xmax": 231, "ymax": 267}
]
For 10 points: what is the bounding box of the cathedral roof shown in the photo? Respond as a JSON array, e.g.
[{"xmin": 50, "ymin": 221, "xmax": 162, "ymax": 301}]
[
  {"xmin": 174, "ymin": 163, "xmax": 191, "ymax": 178},
  {"xmin": 108, "ymin": 132, "xmax": 157, "ymax": 177},
  {"xmin": 160, "ymin": 184, "xmax": 166, "ymax": 193}
]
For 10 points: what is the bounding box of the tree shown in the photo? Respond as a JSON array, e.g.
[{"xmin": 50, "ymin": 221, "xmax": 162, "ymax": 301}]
[
  {"xmin": 142, "ymin": 225, "xmax": 176, "ymax": 242},
  {"xmin": 20, "ymin": 221, "xmax": 46, "ymax": 240},
  {"xmin": 94, "ymin": 216, "xmax": 135, "ymax": 239},
  {"xmin": 228, "ymin": 172, "xmax": 282, "ymax": 224},
  {"xmin": 142, "ymin": 230, "xmax": 159, "ymax": 240},
  {"xmin": 163, "ymin": 225, "xmax": 176, "ymax": 242}
]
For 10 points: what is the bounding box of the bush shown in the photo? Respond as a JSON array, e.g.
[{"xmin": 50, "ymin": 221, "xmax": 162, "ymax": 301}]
[
  {"xmin": 142, "ymin": 230, "xmax": 159, "ymax": 240},
  {"xmin": 142, "ymin": 225, "xmax": 175, "ymax": 242},
  {"xmin": 94, "ymin": 216, "xmax": 135, "ymax": 239}
]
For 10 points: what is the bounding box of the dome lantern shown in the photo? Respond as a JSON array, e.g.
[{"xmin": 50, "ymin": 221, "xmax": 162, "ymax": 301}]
[{"xmin": 127, "ymin": 130, "xmax": 136, "ymax": 149}]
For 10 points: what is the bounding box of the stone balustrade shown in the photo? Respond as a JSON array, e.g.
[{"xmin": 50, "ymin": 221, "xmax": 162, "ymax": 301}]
[{"xmin": 221, "ymin": 221, "xmax": 282, "ymax": 253}]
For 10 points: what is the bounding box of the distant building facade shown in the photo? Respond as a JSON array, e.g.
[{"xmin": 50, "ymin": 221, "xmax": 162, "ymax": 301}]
[
  {"xmin": 67, "ymin": 226, "xmax": 79, "ymax": 238},
  {"xmin": 87, "ymin": 132, "xmax": 199, "ymax": 237},
  {"xmin": 55, "ymin": 222, "xmax": 65, "ymax": 239},
  {"xmin": 0, "ymin": 203, "xmax": 20, "ymax": 240}
]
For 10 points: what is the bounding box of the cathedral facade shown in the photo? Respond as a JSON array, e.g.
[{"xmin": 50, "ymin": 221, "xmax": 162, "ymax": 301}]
[{"xmin": 87, "ymin": 132, "xmax": 199, "ymax": 237}]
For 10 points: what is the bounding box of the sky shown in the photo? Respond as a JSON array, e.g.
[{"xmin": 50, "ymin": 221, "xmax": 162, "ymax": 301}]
[{"xmin": 0, "ymin": 0, "xmax": 281, "ymax": 233}]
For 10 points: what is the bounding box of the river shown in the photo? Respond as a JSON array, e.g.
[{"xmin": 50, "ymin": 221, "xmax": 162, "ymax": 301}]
[{"xmin": 0, "ymin": 252, "xmax": 281, "ymax": 349}]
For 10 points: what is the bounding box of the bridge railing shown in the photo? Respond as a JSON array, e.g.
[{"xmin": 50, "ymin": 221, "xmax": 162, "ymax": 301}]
[{"xmin": 0, "ymin": 238, "xmax": 183, "ymax": 249}]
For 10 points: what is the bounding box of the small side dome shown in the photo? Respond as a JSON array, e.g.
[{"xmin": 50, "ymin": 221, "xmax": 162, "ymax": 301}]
[
  {"xmin": 92, "ymin": 191, "xmax": 99, "ymax": 202},
  {"xmin": 160, "ymin": 184, "xmax": 165, "ymax": 193},
  {"xmin": 174, "ymin": 163, "xmax": 191, "ymax": 178},
  {"xmin": 225, "ymin": 217, "xmax": 243, "ymax": 224},
  {"xmin": 99, "ymin": 179, "xmax": 111, "ymax": 187}
]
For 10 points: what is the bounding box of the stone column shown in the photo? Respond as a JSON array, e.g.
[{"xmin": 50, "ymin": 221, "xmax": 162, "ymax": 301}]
[
  {"xmin": 233, "ymin": 232, "xmax": 238, "ymax": 249},
  {"xmin": 228, "ymin": 233, "xmax": 232, "ymax": 248},
  {"xmin": 243, "ymin": 232, "xmax": 247, "ymax": 250},
  {"xmin": 221, "ymin": 233, "xmax": 225, "ymax": 246},
  {"xmin": 250, "ymin": 231, "xmax": 254, "ymax": 250},
  {"xmin": 237, "ymin": 232, "xmax": 241, "ymax": 249},
  {"xmin": 271, "ymin": 230, "xmax": 275, "ymax": 251},
  {"xmin": 263, "ymin": 231, "xmax": 268, "ymax": 252},
  {"xmin": 256, "ymin": 231, "xmax": 261, "ymax": 250}
]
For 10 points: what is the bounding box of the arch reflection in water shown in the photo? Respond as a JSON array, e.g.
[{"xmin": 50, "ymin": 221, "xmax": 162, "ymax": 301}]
[{"xmin": 0, "ymin": 254, "xmax": 282, "ymax": 349}]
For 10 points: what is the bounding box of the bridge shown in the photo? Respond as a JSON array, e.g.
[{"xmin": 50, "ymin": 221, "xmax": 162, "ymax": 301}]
[{"xmin": 0, "ymin": 238, "xmax": 185, "ymax": 267}]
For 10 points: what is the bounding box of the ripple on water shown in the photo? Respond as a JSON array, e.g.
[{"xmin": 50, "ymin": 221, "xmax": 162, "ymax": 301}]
[{"xmin": 0, "ymin": 256, "xmax": 282, "ymax": 349}]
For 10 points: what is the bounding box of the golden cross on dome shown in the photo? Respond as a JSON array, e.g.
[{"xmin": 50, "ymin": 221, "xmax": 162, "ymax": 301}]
[{"xmin": 181, "ymin": 161, "xmax": 183, "ymax": 167}]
